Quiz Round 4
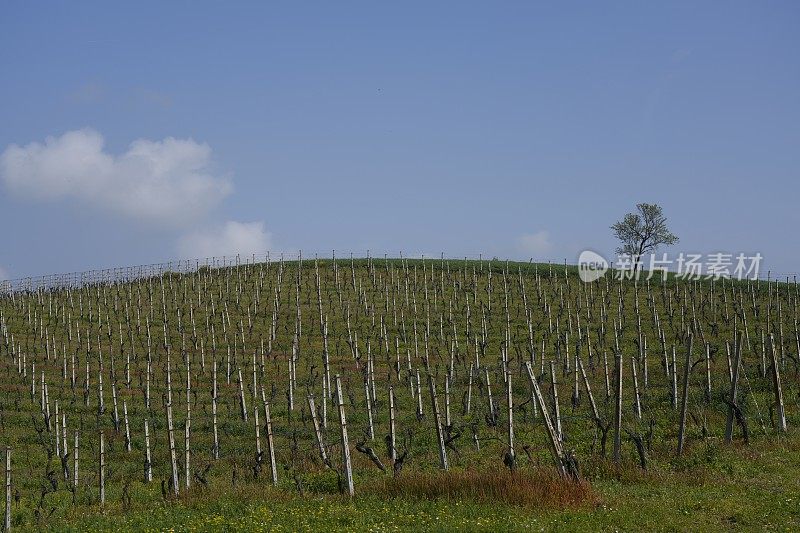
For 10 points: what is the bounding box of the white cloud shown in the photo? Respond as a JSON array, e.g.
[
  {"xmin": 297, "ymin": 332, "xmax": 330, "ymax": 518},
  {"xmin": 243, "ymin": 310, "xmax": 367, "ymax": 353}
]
[
  {"xmin": 0, "ymin": 129, "xmax": 231, "ymax": 227},
  {"xmin": 0, "ymin": 266, "xmax": 8, "ymax": 281},
  {"xmin": 517, "ymin": 230, "xmax": 552, "ymax": 256},
  {"xmin": 178, "ymin": 220, "xmax": 272, "ymax": 259}
]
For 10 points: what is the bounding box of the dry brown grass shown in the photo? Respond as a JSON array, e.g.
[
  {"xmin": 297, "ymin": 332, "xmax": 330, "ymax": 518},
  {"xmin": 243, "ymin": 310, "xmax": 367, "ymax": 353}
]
[{"xmin": 367, "ymin": 467, "xmax": 599, "ymax": 509}]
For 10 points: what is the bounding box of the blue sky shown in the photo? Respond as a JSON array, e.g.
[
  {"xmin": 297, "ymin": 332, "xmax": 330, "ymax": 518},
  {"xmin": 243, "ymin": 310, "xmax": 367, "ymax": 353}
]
[{"xmin": 1, "ymin": 1, "xmax": 798, "ymax": 279}]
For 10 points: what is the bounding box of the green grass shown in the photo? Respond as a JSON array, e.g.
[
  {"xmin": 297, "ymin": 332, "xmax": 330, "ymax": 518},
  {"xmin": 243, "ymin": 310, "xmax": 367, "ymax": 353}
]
[
  {"xmin": 0, "ymin": 258, "xmax": 797, "ymax": 531},
  {"xmin": 52, "ymin": 435, "xmax": 800, "ymax": 531}
]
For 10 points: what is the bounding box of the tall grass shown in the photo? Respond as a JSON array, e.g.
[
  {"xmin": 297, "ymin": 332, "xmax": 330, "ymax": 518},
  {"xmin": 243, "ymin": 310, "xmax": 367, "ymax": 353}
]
[{"xmin": 369, "ymin": 468, "xmax": 598, "ymax": 509}]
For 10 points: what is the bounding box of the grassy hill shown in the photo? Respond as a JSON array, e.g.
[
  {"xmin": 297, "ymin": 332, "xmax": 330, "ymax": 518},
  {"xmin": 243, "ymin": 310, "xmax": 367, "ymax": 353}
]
[{"xmin": 0, "ymin": 257, "xmax": 798, "ymax": 530}]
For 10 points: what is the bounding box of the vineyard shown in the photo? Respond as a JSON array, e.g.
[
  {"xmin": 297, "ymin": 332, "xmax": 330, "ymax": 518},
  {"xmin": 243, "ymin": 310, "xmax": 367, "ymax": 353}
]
[{"xmin": 0, "ymin": 255, "xmax": 798, "ymax": 530}]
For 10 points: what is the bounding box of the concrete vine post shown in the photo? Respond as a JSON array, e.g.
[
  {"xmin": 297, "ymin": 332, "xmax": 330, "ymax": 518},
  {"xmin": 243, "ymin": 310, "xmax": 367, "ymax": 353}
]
[
  {"xmin": 769, "ymin": 333, "xmax": 787, "ymax": 432},
  {"xmin": 143, "ymin": 420, "xmax": 152, "ymax": 483},
  {"xmin": 4, "ymin": 447, "xmax": 10, "ymax": 532},
  {"xmin": 631, "ymin": 356, "xmax": 642, "ymax": 420},
  {"xmin": 388, "ymin": 386, "xmax": 396, "ymax": 463},
  {"xmin": 264, "ymin": 400, "xmax": 278, "ymax": 486},
  {"xmin": 123, "ymin": 401, "xmax": 131, "ymax": 452},
  {"xmin": 525, "ymin": 363, "xmax": 567, "ymax": 478},
  {"xmin": 550, "ymin": 362, "xmax": 562, "ymax": 443},
  {"xmin": 212, "ymin": 359, "xmax": 220, "ymax": 460},
  {"xmin": 677, "ymin": 334, "xmax": 694, "ymax": 456},
  {"xmin": 73, "ymin": 432, "xmax": 79, "ymax": 494},
  {"xmin": 613, "ymin": 351, "xmax": 623, "ymax": 464},
  {"xmin": 428, "ymin": 373, "xmax": 449, "ymax": 471},
  {"xmin": 725, "ymin": 332, "xmax": 744, "ymax": 443},
  {"xmin": 506, "ymin": 371, "xmax": 515, "ymax": 468},
  {"xmin": 307, "ymin": 395, "xmax": 328, "ymax": 466},
  {"xmin": 99, "ymin": 431, "xmax": 105, "ymax": 506},
  {"xmin": 335, "ymin": 374, "xmax": 354, "ymax": 496},
  {"xmin": 364, "ymin": 377, "xmax": 374, "ymax": 440},
  {"xmin": 185, "ymin": 359, "xmax": 191, "ymax": 489},
  {"xmin": 166, "ymin": 399, "xmax": 179, "ymax": 496}
]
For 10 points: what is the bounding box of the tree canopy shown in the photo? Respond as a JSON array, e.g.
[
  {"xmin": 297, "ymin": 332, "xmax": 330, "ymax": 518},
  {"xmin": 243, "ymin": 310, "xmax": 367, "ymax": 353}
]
[{"xmin": 611, "ymin": 203, "xmax": 679, "ymax": 264}]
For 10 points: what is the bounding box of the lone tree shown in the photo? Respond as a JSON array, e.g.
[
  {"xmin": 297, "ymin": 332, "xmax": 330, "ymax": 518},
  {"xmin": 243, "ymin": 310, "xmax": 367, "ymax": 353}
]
[{"xmin": 611, "ymin": 203, "xmax": 678, "ymax": 273}]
